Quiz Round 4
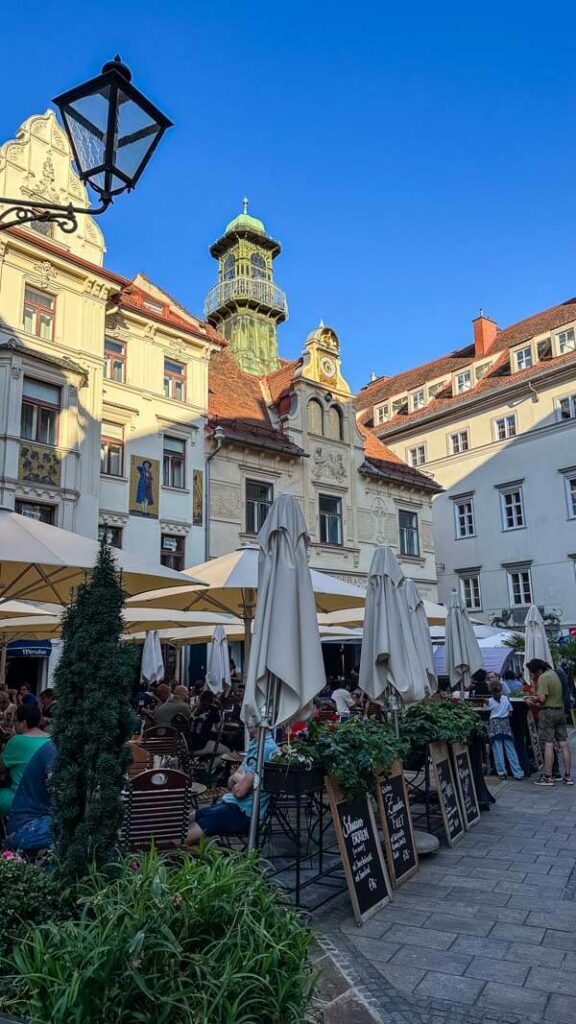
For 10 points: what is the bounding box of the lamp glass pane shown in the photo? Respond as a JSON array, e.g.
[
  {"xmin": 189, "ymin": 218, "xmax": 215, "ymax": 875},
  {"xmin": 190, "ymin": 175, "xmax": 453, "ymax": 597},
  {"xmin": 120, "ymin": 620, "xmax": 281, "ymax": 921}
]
[
  {"xmin": 114, "ymin": 88, "xmax": 161, "ymax": 182},
  {"xmin": 63, "ymin": 87, "xmax": 111, "ymax": 186}
]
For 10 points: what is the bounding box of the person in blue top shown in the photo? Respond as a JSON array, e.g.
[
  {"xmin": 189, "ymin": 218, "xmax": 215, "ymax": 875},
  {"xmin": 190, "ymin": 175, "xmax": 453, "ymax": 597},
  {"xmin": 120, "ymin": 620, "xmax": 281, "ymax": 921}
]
[
  {"xmin": 185, "ymin": 726, "xmax": 278, "ymax": 844},
  {"xmin": 6, "ymin": 739, "xmax": 57, "ymax": 852}
]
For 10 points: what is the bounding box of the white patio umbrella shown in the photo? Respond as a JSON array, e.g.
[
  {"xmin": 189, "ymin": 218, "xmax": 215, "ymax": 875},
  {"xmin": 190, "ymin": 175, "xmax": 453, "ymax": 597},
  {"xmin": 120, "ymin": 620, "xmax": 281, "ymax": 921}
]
[
  {"xmin": 445, "ymin": 589, "xmax": 483, "ymax": 689},
  {"xmin": 318, "ymin": 596, "xmax": 447, "ymax": 629},
  {"xmin": 523, "ymin": 604, "xmax": 553, "ymax": 681},
  {"xmin": 206, "ymin": 624, "xmax": 232, "ymax": 694},
  {"xmin": 241, "ymin": 493, "xmax": 326, "ymax": 850},
  {"xmin": 358, "ymin": 545, "xmax": 429, "ymax": 713},
  {"xmin": 0, "ymin": 508, "xmax": 203, "ymax": 605},
  {"xmin": 141, "ymin": 630, "xmax": 164, "ymax": 685},
  {"xmin": 405, "ymin": 579, "xmax": 437, "ymax": 694},
  {"xmin": 0, "ymin": 608, "xmax": 238, "ymax": 640}
]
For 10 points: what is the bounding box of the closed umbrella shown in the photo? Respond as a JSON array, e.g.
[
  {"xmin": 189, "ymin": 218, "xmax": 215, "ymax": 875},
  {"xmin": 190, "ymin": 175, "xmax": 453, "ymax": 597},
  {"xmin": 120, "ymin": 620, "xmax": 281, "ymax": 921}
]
[
  {"xmin": 445, "ymin": 589, "xmax": 483, "ymax": 689},
  {"xmin": 141, "ymin": 630, "xmax": 164, "ymax": 685},
  {"xmin": 206, "ymin": 624, "xmax": 232, "ymax": 694},
  {"xmin": 524, "ymin": 604, "xmax": 552, "ymax": 681},
  {"xmin": 405, "ymin": 579, "xmax": 437, "ymax": 694},
  {"xmin": 358, "ymin": 545, "xmax": 429, "ymax": 713},
  {"xmin": 241, "ymin": 493, "xmax": 326, "ymax": 850}
]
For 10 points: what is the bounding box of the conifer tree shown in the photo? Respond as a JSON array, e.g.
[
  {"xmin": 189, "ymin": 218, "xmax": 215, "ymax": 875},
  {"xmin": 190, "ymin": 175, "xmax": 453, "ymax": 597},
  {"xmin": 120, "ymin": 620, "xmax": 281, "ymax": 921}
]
[{"xmin": 51, "ymin": 542, "xmax": 136, "ymax": 882}]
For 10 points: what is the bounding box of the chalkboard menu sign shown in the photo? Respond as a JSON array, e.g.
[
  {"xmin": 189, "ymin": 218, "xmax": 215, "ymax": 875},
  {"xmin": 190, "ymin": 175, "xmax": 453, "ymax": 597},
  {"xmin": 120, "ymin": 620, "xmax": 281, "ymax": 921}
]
[
  {"xmin": 325, "ymin": 777, "xmax": 392, "ymax": 925},
  {"xmin": 451, "ymin": 743, "xmax": 480, "ymax": 829},
  {"xmin": 429, "ymin": 741, "xmax": 465, "ymax": 846},
  {"xmin": 376, "ymin": 762, "xmax": 419, "ymax": 888},
  {"xmin": 526, "ymin": 710, "xmax": 544, "ymax": 771}
]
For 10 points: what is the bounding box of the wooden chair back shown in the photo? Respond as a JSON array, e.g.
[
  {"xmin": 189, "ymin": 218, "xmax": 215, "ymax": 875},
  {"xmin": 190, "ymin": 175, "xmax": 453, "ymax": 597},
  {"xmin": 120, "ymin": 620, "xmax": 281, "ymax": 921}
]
[
  {"xmin": 122, "ymin": 768, "xmax": 191, "ymax": 850},
  {"xmin": 141, "ymin": 725, "xmax": 180, "ymax": 759},
  {"xmin": 126, "ymin": 744, "xmax": 152, "ymax": 780}
]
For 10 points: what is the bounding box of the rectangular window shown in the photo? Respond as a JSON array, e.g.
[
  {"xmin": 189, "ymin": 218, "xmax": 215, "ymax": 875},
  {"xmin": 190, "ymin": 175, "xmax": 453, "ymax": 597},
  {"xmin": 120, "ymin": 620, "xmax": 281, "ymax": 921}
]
[
  {"xmin": 410, "ymin": 389, "xmax": 425, "ymax": 411},
  {"xmin": 454, "ymin": 371, "xmax": 471, "ymax": 394},
  {"xmin": 475, "ymin": 362, "xmax": 490, "ymax": 381},
  {"xmin": 428, "ymin": 380, "xmax": 447, "ymax": 398},
  {"xmin": 500, "ymin": 487, "xmax": 525, "ymax": 530},
  {"xmin": 104, "ymin": 339, "xmax": 126, "ymax": 382},
  {"xmin": 162, "ymin": 436, "xmax": 186, "ymax": 488},
  {"xmin": 160, "ymin": 534, "xmax": 185, "ymax": 571},
  {"xmin": 494, "ymin": 414, "xmax": 517, "ymax": 440},
  {"xmin": 374, "ymin": 403, "xmax": 389, "ymax": 425},
  {"xmin": 246, "ymin": 480, "xmax": 273, "ymax": 534},
  {"xmin": 557, "ymin": 328, "xmax": 576, "ymax": 355},
  {"xmin": 163, "ymin": 358, "xmax": 186, "ymax": 401},
  {"xmin": 15, "ymin": 500, "xmax": 54, "ymax": 524},
  {"xmin": 100, "ymin": 422, "xmax": 124, "ymax": 477},
  {"xmin": 407, "ymin": 444, "xmax": 426, "ymax": 467},
  {"xmin": 558, "ymin": 394, "xmax": 576, "ymax": 421},
  {"xmin": 564, "ymin": 476, "xmax": 576, "ymax": 519},
  {"xmin": 23, "ymin": 287, "xmax": 55, "ymax": 340},
  {"xmin": 98, "ymin": 525, "xmax": 123, "ymax": 548},
  {"xmin": 319, "ymin": 494, "xmax": 343, "ymax": 546},
  {"xmin": 459, "ymin": 575, "xmax": 482, "ymax": 611},
  {"xmin": 507, "ymin": 568, "xmax": 533, "ymax": 606},
  {"xmin": 391, "ymin": 397, "xmax": 408, "ymax": 415},
  {"xmin": 449, "ymin": 430, "xmax": 470, "ymax": 455},
  {"xmin": 454, "ymin": 499, "xmax": 475, "ymax": 538},
  {"xmin": 20, "ymin": 378, "xmax": 60, "ymax": 445},
  {"xmin": 514, "ymin": 346, "xmax": 533, "ymax": 371},
  {"xmin": 399, "ymin": 509, "xmax": 420, "ymax": 557},
  {"xmin": 537, "ymin": 337, "xmax": 552, "ymax": 361}
]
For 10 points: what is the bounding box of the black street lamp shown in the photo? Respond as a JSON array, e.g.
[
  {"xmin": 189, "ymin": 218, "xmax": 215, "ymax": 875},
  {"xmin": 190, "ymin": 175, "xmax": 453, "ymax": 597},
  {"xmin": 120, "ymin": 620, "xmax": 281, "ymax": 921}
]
[{"xmin": 0, "ymin": 56, "xmax": 172, "ymax": 234}]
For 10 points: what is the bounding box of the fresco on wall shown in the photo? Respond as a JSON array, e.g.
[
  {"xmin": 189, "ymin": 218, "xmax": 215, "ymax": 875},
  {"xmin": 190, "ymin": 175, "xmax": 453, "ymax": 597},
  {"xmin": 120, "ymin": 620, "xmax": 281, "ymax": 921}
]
[
  {"xmin": 193, "ymin": 469, "xmax": 204, "ymax": 526},
  {"xmin": 129, "ymin": 455, "xmax": 159, "ymax": 518},
  {"xmin": 19, "ymin": 444, "xmax": 61, "ymax": 487}
]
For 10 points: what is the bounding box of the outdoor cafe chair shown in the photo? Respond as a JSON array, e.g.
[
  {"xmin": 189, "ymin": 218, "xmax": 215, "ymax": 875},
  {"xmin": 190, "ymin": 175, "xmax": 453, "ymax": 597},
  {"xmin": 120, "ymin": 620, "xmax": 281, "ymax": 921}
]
[
  {"xmin": 141, "ymin": 724, "xmax": 181, "ymax": 760},
  {"xmin": 121, "ymin": 768, "xmax": 192, "ymax": 851},
  {"xmin": 126, "ymin": 743, "xmax": 152, "ymax": 780}
]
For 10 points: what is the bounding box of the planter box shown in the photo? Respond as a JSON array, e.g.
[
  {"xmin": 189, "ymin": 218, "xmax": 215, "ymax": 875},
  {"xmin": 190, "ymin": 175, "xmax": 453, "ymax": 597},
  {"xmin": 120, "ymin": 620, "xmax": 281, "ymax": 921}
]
[{"xmin": 263, "ymin": 761, "xmax": 324, "ymax": 795}]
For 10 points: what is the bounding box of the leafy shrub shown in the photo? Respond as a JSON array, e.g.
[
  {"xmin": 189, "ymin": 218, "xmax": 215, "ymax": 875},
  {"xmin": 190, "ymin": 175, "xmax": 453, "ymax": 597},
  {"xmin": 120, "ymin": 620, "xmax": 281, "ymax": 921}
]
[
  {"xmin": 401, "ymin": 698, "xmax": 486, "ymax": 749},
  {"xmin": 0, "ymin": 853, "xmax": 65, "ymax": 961},
  {"xmin": 1, "ymin": 847, "xmax": 314, "ymax": 1024},
  {"xmin": 300, "ymin": 718, "xmax": 407, "ymax": 798}
]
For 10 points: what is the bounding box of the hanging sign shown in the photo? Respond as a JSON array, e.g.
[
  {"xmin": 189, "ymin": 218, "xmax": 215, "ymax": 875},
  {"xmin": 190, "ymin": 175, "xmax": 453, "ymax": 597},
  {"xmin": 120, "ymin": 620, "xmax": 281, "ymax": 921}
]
[
  {"xmin": 375, "ymin": 761, "xmax": 419, "ymax": 888},
  {"xmin": 526, "ymin": 710, "xmax": 544, "ymax": 771},
  {"xmin": 451, "ymin": 742, "xmax": 480, "ymax": 829},
  {"xmin": 429, "ymin": 741, "xmax": 465, "ymax": 846},
  {"xmin": 325, "ymin": 776, "xmax": 392, "ymax": 925}
]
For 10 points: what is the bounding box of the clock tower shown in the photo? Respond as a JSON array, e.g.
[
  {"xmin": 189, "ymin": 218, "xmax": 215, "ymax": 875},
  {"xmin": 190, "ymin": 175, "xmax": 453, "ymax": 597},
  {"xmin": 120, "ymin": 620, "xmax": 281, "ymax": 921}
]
[
  {"xmin": 204, "ymin": 200, "xmax": 288, "ymax": 376},
  {"xmin": 295, "ymin": 322, "xmax": 351, "ymax": 398}
]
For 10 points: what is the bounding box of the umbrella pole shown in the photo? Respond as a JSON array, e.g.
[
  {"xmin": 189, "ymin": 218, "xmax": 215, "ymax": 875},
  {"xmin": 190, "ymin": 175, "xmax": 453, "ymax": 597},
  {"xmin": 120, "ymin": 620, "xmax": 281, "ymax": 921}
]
[
  {"xmin": 247, "ymin": 672, "xmax": 277, "ymax": 854},
  {"xmin": 0, "ymin": 641, "xmax": 6, "ymax": 687}
]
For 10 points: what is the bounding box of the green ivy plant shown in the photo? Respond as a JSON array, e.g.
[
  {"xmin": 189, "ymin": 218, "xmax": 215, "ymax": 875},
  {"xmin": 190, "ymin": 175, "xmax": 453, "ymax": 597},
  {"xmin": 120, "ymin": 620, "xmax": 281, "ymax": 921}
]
[
  {"xmin": 295, "ymin": 718, "xmax": 407, "ymax": 799},
  {"xmin": 401, "ymin": 698, "xmax": 486, "ymax": 749}
]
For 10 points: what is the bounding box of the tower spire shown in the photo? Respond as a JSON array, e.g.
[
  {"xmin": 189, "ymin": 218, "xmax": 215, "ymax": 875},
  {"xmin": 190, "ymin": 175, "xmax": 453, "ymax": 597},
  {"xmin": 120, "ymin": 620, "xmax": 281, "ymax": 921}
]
[{"xmin": 242, "ymin": 196, "xmax": 249, "ymax": 214}]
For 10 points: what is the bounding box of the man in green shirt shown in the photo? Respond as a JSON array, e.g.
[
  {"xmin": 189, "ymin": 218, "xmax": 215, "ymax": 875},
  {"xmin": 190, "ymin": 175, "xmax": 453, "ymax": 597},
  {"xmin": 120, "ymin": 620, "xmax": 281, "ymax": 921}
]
[{"xmin": 526, "ymin": 659, "xmax": 572, "ymax": 786}]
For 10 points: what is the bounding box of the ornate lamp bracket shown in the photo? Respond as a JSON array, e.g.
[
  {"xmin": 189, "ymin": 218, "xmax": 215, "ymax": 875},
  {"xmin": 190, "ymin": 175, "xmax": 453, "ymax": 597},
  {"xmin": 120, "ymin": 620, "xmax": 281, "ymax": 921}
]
[{"xmin": 0, "ymin": 195, "xmax": 112, "ymax": 233}]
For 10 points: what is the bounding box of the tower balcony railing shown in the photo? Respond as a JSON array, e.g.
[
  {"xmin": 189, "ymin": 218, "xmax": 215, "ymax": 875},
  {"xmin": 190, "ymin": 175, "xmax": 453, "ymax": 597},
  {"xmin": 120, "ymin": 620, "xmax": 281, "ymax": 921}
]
[{"xmin": 205, "ymin": 277, "xmax": 289, "ymax": 318}]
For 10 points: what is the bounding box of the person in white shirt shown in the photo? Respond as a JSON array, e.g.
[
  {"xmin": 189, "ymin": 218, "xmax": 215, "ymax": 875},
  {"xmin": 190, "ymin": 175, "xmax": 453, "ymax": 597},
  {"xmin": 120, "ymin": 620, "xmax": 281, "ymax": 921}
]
[
  {"xmin": 331, "ymin": 684, "xmax": 355, "ymax": 719},
  {"xmin": 488, "ymin": 682, "xmax": 524, "ymax": 780}
]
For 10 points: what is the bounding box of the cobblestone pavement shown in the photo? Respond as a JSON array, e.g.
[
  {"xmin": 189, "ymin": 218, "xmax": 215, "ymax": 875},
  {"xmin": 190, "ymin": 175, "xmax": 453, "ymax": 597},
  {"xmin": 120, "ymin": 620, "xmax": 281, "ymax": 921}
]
[{"xmin": 314, "ymin": 750, "xmax": 576, "ymax": 1024}]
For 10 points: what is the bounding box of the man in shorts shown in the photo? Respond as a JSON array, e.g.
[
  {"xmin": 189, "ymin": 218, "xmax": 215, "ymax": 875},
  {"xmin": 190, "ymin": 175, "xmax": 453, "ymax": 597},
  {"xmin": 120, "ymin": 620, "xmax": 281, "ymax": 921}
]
[{"xmin": 526, "ymin": 659, "xmax": 573, "ymax": 786}]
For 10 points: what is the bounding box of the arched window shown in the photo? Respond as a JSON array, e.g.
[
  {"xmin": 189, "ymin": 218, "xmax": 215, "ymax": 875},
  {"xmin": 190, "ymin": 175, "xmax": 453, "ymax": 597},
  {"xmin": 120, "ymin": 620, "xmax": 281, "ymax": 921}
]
[
  {"xmin": 223, "ymin": 255, "xmax": 235, "ymax": 281},
  {"xmin": 307, "ymin": 398, "xmax": 323, "ymax": 436},
  {"xmin": 326, "ymin": 405, "xmax": 343, "ymax": 441},
  {"xmin": 250, "ymin": 252, "xmax": 267, "ymax": 279}
]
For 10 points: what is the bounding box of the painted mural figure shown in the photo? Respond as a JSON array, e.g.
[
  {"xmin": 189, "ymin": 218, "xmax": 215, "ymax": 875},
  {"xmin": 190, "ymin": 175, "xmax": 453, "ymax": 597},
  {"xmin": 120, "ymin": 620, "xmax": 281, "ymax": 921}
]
[{"xmin": 136, "ymin": 461, "xmax": 154, "ymax": 515}]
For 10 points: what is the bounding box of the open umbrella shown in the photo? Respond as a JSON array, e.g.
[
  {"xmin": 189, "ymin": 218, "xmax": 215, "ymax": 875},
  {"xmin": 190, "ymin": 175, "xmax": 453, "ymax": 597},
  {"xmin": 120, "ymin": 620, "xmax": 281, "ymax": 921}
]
[
  {"xmin": 141, "ymin": 630, "xmax": 164, "ymax": 685},
  {"xmin": 0, "ymin": 608, "xmax": 239, "ymax": 640},
  {"xmin": 358, "ymin": 545, "xmax": 429, "ymax": 715},
  {"xmin": 241, "ymin": 493, "xmax": 326, "ymax": 850},
  {"xmin": 318, "ymin": 596, "xmax": 448, "ymax": 629},
  {"xmin": 0, "ymin": 508, "xmax": 203, "ymax": 605},
  {"xmin": 445, "ymin": 589, "xmax": 483, "ymax": 689},
  {"xmin": 405, "ymin": 578, "xmax": 437, "ymax": 694},
  {"xmin": 206, "ymin": 625, "xmax": 232, "ymax": 694},
  {"xmin": 523, "ymin": 604, "xmax": 553, "ymax": 681}
]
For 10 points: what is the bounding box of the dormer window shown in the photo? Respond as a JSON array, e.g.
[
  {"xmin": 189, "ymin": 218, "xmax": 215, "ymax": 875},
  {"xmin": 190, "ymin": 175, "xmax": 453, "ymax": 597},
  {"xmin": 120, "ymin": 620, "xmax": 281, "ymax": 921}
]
[
  {"xmin": 454, "ymin": 371, "xmax": 471, "ymax": 395},
  {"xmin": 374, "ymin": 403, "xmax": 389, "ymax": 425},
  {"xmin": 410, "ymin": 389, "xmax": 425, "ymax": 411},
  {"xmin": 428, "ymin": 380, "xmax": 447, "ymax": 398},
  {"xmin": 475, "ymin": 362, "xmax": 490, "ymax": 381},
  {"xmin": 143, "ymin": 299, "xmax": 163, "ymax": 314},
  {"xmin": 557, "ymin": 328, "xmax": 575, "ymax": 355},
  {"xmin": 514, "ymin": 346, "xmax": 533, "ymax": 371},
  {"xmin": 391, "ymin": 397, "xmax": 409, "ymax": 415},
  {"xmin": 537, "ymin": 337, "xmax": 552, "ymax": 361}
]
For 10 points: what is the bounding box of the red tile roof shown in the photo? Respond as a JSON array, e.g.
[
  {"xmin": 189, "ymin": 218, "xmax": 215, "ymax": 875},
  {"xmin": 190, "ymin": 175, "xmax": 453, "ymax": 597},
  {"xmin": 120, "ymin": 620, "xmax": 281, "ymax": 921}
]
[
  {"xmin": 265, "ymin": 359, "xmax": 301, "ymax": 404},
  {"xmin": 117, "ymin": 284, "xmax": 225, "ymax": 345}
]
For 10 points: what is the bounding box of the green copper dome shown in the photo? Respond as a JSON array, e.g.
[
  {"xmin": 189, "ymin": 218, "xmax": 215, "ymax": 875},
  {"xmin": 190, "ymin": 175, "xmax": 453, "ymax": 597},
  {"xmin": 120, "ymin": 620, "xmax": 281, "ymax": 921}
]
[{"xmin": 225, "ymin": 198, "xmax": 265, "ymax": 235}]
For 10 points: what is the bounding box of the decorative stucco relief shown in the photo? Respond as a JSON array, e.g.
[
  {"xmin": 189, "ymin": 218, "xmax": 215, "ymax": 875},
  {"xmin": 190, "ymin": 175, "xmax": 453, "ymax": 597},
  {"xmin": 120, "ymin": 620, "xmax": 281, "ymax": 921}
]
[{"xmin": 312, "ymin": 446, "xmax": 346, "ymax": 483}]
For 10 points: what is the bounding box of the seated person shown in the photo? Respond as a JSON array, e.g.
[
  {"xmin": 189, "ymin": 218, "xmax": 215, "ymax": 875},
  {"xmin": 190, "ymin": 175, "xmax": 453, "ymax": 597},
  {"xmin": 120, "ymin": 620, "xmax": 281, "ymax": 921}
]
[
  {"xmin": 0, "ymin": 705, "xmax": 50, "ymax": 818},
  {"xmin": 39, "ymin": 688, "xmax": 57, "ymax": 726},
  {"xmin": 469, "ymin": 669, "xmax": 490, "ymax": 698},
  {"xmin": 0, "ymin": 690, "xmax": 17, "ymax": 728},
  {"xmin": 185, "ymin": 727, "xmax": 278, "ymax": 842},
  {"xmin": 501, "ymin": 668, "xmax": 524, "ymax": 694},
  {"xmin": 18, "ymin": 684, "xmax": 38, "ymax": 707},
  {"xmin": 189, "ymin": 691, "xmax": 227, "ymax": 756},
  {"xmin": 153, "ymin": 684, "xmax": 192, "ymax": 726},
  {"xmin": 6, "ymin": 740, "xmax": 56, "ymax": 851}
]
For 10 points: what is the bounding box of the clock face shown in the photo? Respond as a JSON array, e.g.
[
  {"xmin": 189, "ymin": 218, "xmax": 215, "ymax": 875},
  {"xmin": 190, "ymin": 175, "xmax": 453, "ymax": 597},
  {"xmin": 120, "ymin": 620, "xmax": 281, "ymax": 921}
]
[{"xmin": 320, "ymin": 356, "xmax": 336, "ymax": 379}]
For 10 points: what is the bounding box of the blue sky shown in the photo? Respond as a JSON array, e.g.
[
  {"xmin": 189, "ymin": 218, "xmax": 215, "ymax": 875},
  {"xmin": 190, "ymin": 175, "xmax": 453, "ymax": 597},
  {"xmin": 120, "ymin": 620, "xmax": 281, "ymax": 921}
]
[{"xmin": 3, "ymin": 1, "xmax": 576, "ymax": 391}]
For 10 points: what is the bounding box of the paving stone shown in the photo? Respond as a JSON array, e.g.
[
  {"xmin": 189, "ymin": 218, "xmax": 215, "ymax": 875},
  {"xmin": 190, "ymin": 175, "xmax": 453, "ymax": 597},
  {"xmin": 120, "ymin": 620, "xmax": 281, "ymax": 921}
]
[
  {"xmin": 371, "ymin": 962, "xmax": 426, "ymax": 992},
  {"xmin": 314, "ymin": 953, "xmax": 352, "ymax": 1003},
  {"xmin": 474, "ymin": 906, "xmax": 529, "ymax": 925},
  {"xmin": 464, "ymin": 956, "xmax": 529, "ymax": 986},
  {"xmin": 379, "ymin": 925, "xmax": 457, "ymax": 950},
  {"xmin": 451, "ymin": 935, "xmax": 511, "ymax": 958},
  {"xmin": 414, "ymin": 971, "xmax": 485, "ymax": 1005},
  {"xmin": 504, "ymin": 943, "xmax": 566, "ymax": 968},
  {"xmin": 348, "ymin": 938, "xmax": 402, "ymax": 963},
  {"xmin": 377, "ymin": 907, "xmax": 433, "ymax": 927},
  {"xmin": 442, "ymin": 887, "xmax": 512, "ymax": 907},
  {"xmin": 544, "ymin": 994, "xmax": 576, "ymax": 1023},
  {"xmin": 544, "ymin": 930, "xmax": 576, "ymax": 952},
  {"xmin": 527, "ymin": 911, "xmax": 576, "ymax": 932},
  {"xmin": 340, "ymin": 917, "xmax": 390, "ymax": 939},
  {"xmin": 390, "ymin": 945, "xmax": 472, "ymax": 975},
  {"xmin": 508, "ymin": 894, "xmax": 567, "ymax": 912},
  {"xmin": 321, "ymin": 989, "xmax": 384, "ymax": 1024},
  {"xmin": 490, "ymin": 922, "xmax": 546, "ymax": 945},
  {"xmin": 560, "ymin": 952, "xmax": 576, "ymax": 972},
  {"xmin": 524, "ymin": 965, "xmax": 576, "ymax": 996},
  {"xmin": 422, "ymin": 913, "xmax": 493, "ymax": 937},
  {"xmin": 477, "ymin": 981, "xmax": 548, "ymax": 1018}
]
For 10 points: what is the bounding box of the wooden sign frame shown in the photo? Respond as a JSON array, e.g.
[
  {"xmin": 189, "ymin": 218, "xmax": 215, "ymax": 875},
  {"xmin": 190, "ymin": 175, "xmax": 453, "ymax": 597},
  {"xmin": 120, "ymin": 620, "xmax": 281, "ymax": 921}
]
[
  {"xmin": 375, "ymin": 761, "xmax": 419, "ymax": 888},
  {"xmin": 451, "ymin": 742, "xmax": 480, "ymax": 829},
  {"xmin": 526, "ymin": 710, "xmax": 544, "ymax": 771},
  {"xmin": 325, "ymin": 776, "xmax": 392, "ymax": 925},
  {"xmin": 429, "ymin": 741, "xmax": 466, "ymax": 846}
]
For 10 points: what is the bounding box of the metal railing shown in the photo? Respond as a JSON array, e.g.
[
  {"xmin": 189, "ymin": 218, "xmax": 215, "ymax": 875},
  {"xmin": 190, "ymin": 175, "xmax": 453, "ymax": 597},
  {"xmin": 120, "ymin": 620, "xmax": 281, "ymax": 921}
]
[{"xmin": 204, "ymin": 277, "xmax": 288, "ymax": 318}]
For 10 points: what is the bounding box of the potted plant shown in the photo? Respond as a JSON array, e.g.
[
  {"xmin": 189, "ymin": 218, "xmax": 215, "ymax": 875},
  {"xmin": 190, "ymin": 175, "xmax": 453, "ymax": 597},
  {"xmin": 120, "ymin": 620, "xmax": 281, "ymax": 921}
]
[
  {"xmin": 263, "ymin": 748, "xmax": 325, "ymax": 795},
  {"xmin": 308, "ymin": 718, "xmax": 407, "ymax": 799}
]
